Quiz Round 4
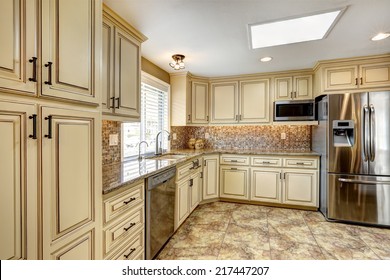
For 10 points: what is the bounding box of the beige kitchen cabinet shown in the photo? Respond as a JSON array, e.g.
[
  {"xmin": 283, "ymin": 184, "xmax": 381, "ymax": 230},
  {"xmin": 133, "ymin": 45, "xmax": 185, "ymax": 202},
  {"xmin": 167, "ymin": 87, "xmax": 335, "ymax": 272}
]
[
  {"xmin": 191, "ymin": 81, "xmax": 209, "ymax": 124},
  {"xmin": 282, "ymin": 169, "xmax": 318, "ymax": 207},
  {"xmin": 0, "ymin": 0, "xmax": 37, "ymax": 95},
  {"xmin": 220, "ymin": 166, "xmax": 250, "ymax": 200},
  {"xmin": 170, "ymin": 73, "xmax": 192, "ymax": 125},
  {"xmin": 0, "ymin": 0, "xmax": 101, "ymax": 104},
  {"xmin": 0, "ymin": 99, "xmax": 38, "ymax": 260},
  {"xmin": 274, "ymin": 74, "xmax": 312, "ymax": 101},
  {"xmin": 314, "ymin": 55, "xmax": 390, "ymax": 95},
  {"xmin": 202, "ymin": 155, "xmax": 220, "ymax": 200},
  {"xmin": 103, "ymin": 181, "xmax": 145, "ymax": 260},
  {"xmin": 251, "ymin": 168, "xmax": 282, "ymax": 203},
  {"xmin": 41, "ymin": 106, "xmax": 101, "ymax": 259},
  {"xmin": 210, "ymin": 81, "xmax": 239, "ymax": 123},
  {"xmin": 102, "ymin": 5, "xmax": 147, "ymax": 119},
  {"xmin": 175, "ymin": 158, "xmax": 202, "ymax": 230},
  {"xmin": 239, "ymin": 79, "xmax": 270, "ymax": 123}
]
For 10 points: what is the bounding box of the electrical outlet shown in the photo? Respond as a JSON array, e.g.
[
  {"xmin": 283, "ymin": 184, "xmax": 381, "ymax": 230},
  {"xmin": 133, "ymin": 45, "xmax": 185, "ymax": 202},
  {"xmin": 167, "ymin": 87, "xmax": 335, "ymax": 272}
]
[
  {"xmin": 205, "ymin": 132, "xmax": 210, "ymax": 139},
  {"xmin": 172, "ymin": 133, "xmax": 177, "ymax": 140},
  {"xmin": 109, "ymin": 134, "xmax": 119, "ymax": 146},
  {"xmin": 281, "ymin": 132, "xmax": 286, "ymax": 140}
]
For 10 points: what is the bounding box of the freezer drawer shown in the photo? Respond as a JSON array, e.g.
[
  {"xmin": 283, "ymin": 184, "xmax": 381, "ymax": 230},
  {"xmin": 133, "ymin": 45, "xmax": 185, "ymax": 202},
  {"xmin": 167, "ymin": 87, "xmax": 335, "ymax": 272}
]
[{"xmin": 328, "ymin": 174, "xmax": 390, "ymax": 226}]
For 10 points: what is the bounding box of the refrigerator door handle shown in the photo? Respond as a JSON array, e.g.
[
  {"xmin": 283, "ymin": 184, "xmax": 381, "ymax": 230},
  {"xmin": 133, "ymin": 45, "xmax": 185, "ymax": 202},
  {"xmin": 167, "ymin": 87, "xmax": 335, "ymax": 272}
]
[
  {"xmin": 369, "ymin": 105, "xmax": 376, "ymax": 162},
  {"xmin": 338, "ymin": 178, "xmax": 390, "ymax": 185},
  {"xmin": 363, "ymin": 105, "xmax": 370, "ymax": 161}
]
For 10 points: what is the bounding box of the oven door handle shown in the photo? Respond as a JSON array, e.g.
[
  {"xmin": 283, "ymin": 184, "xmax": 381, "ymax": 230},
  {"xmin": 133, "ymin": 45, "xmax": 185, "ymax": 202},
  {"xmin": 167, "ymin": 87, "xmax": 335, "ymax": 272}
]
[{"xmin": 338, "ymin": 178, "xmax": 390, "ymax": 185}]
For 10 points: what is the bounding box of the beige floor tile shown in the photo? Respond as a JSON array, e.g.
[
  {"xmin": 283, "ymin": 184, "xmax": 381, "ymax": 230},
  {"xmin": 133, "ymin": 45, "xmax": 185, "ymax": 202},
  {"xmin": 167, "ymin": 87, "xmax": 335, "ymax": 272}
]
[
  {"xmin": 270, "ymin": 243, "xmax": 325, "ymax": 260},
  {"xmin": 218, "ymin": 240, "xmax": 271, "ymax": 260},
  {"xmin": 171, "ymin": 224, "xmax": 225, "ymax": 249},
  {"xmin": 357, "ymin": 227, "xmax": 390, "ymax": 259}
]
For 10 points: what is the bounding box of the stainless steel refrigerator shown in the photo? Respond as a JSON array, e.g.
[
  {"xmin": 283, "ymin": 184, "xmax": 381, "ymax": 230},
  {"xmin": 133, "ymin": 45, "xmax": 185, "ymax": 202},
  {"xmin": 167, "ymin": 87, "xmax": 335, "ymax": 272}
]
[{"xmin": 313, "ymin": 91, "xmax": 390, "ymax": 227}]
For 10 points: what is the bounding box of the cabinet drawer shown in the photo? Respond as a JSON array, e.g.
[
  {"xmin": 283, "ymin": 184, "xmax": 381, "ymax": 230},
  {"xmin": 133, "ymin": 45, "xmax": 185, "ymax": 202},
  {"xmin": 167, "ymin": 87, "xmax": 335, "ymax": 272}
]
[
  {"xmin": 283, "ymin": 157, "xmax": 318, "ymax": 169},
  {"xmin": 220, "ymin": 154, "xmax": 249, "ymax": 166},
  {"xmin": 103, "ymin": 206, "xmax": 144, "ymax": 256},
  {"xmin": 177, "ymin": 161, "xmax": 194, "ymax": 181},
  {"xmin": 251, "ymin": 156, "xmax": 282, "ymax": 167},
  {"xmin": 103, "ymin": 182, "xmax": 144, "ymax": 224},
  {"xmin": 106, "ymin": 230, "xmax": 144, "ymax": 260}
]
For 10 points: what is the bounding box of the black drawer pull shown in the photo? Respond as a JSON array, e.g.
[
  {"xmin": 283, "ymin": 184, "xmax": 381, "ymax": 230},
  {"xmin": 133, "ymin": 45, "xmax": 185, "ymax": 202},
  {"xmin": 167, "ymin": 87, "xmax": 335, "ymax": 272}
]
[
  {"xmin": 262, "ymin": 161, "xmax": 271, "ymax": 164},
  {"xmin": 44, "ymin": 62, "xmax": 52, "ymax": 85},
  {"xmin": 123, "ymin": 222, "xmax": 136, "ymax": 231},
  {"xmin": 110, "ymin": 97, "xmax": 115, "ymax": 108},
  {"xmin": 124, "ymin": 248, "xmax": 136, "ymax": 259},
  {"xmin": 28, "ymin": 57, "xmax": 37, "ymax": 82},
  {"xmin": 296, "ymin": 162, "xmax": 306, "ymax": 165},
  {"xmin": 29, "ymin": 114, "xmax": 37, "ymax": 139},
  {"xmin": 230, "ymin": 160, "xmax": 238, "ymax": 162},
  {"xmin": 123, "ymin": 197, "xmax": 136, "ymax": 205},
  {"xmin": 115, "ymin": 97, "xmax": 120, "ymax": 109}
]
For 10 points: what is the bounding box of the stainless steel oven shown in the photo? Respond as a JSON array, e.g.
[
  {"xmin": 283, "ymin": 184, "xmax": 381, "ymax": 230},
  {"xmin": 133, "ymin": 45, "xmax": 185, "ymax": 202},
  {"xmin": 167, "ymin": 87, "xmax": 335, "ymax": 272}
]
[{"xmin": 274, "ymin": 100, "xmax": 315, "ymax": 121}]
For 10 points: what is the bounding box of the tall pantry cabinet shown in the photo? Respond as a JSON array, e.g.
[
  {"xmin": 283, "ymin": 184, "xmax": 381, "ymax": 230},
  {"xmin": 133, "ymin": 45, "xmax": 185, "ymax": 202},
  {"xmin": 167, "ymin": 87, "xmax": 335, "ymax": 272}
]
[{"xmin": 0, "ymin": 0, "xmax": 102, "ymax": 260}]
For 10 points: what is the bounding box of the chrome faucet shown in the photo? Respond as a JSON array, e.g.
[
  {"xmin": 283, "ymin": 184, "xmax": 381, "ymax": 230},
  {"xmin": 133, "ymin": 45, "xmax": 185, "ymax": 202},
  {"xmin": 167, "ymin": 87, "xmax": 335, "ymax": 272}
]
[
  {"xmin": 155, "ymin": 130, "xmax": 170, "ymax": 155},
  {"xmin": 138, "ymin": 141, "xmax": 149, "ymax": 160}
]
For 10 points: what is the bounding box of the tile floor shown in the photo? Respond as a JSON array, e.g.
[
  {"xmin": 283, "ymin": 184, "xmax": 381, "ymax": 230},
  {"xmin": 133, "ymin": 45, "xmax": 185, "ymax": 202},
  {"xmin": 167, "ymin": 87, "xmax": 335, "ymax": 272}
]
[{"xmin": 156, "ymin": 202, "xmax": 390, "ymax": 260}]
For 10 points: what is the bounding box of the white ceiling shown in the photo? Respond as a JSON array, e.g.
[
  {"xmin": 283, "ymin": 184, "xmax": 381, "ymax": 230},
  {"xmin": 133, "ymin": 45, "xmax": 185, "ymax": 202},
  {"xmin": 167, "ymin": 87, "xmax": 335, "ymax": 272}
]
[{"xmin": 103, "ymin": 0, "xmax": 390, "ymax": 77}]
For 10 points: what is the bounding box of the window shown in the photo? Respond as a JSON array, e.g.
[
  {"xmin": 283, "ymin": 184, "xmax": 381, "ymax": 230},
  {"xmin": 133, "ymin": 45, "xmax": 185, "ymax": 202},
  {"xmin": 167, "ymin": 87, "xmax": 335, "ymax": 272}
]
[{"xmin": 122, "ymin": 73, "xmax": 170, "ymax": 160}]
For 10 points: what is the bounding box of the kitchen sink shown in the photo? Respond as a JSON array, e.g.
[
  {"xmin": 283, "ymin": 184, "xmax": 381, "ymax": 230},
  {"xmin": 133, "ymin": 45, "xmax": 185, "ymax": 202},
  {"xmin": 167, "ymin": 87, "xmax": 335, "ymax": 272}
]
[{"xmin": 148, "ymin": 154, "xmax": 188, "ymax": 161}]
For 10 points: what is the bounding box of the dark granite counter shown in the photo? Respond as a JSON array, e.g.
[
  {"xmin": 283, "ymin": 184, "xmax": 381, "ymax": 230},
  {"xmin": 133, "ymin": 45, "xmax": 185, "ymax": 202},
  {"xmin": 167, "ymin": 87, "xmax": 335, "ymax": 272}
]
[{"xmin": 102, "ymin": 149, "xmax": 319, "ymax": 194}]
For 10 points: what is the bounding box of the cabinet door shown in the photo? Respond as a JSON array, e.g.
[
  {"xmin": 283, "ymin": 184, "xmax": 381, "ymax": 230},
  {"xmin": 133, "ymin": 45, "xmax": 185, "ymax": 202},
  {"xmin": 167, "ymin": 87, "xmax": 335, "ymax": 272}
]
[
  {"xmin": 239, "ymin": 79, "xmax": 270, "ymax": 123},
  {"xmin": 175, "ymin": 179, "xmax": 190, "ymax": 230},
  {"xmin": 210, "ymin": 82, "xmax": 238, "ymax": 123},
  {"xmin": 203, "ymin": 156, "xmax": 219, "ymax": 200},
  {"xmin": 102, "ymin": 18, "xmax": 115, "ymax": 113},
  {"xmin": 41, "ymin": 106, "xmax": 100, "ymax": 259},
  {"xmin": 113, "ymin": 26, "xmax": 141, "ymax": 118},
  {"xmin": 251, "ymin": 168, "xmax": 281, "ymax": 203},
  {"xmin": 324, "ymin": 66, "xmax": 359, "ymax": 91},
  {"xmin": 0, "ymin": 0, "xmax": 37, "ymax": 95},
  {"xmin": 282, "ymin": 169, "xmax": 318, "ymax": 207},
  {"xmin": 294, "ymin": 75, "xmax": 312, "ymax": 100},
  {"xmin": 274, "ymin": 77, "xmax": 293, "ymax": 100},
  {"xmin": 359, "ymin": 62, "xmax": 390, "ymax": 89},
  {"xmin": 41, "ymin": 0, "xmax": 98, "ymax": 103},
  {"xmin": 0, "ymin": 100, "xmax": 38, "ymax": 260},
  {"xmin": 220, "ymin": 166, "xmax": 249, "ymax": 200},
  {"xmin": 191, "ymin": 81, "xmax": 209, "ymax": 123},
  {"xmin": 190, "ymin": 172, "xmax": 201, "ymax": 212}
]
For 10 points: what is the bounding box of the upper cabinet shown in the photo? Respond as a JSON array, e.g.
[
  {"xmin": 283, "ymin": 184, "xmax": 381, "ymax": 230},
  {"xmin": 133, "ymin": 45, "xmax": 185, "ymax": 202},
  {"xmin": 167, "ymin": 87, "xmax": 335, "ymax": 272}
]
[
  {"xmin": 314, "ymin": 55, "xmax": 390, "ymax": 96},
  {"xmin": 0, "ymin": 0, "xmax": 101, "ymax": 104},
  {"xmin": 210, "ymin": 79, "xmax": 270, "ymax": 124},
  {"xmin": 191, "ymin": 81, "xmax": 209, "ymax": 124},
  {"xmin": 274, "ymin": 74, "xmax": 313, "ymax": 101},
  {"xmin": 102, "ymin": 5, "xmax": 147, "ymax": 120}
]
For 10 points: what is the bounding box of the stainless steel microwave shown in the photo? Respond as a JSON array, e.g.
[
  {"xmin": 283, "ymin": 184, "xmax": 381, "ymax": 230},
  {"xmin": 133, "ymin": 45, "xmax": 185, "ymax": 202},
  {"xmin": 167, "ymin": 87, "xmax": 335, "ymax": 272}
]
[{"xmin": 274, "ymin": 100, "xmax": 315, "ymax": 121}]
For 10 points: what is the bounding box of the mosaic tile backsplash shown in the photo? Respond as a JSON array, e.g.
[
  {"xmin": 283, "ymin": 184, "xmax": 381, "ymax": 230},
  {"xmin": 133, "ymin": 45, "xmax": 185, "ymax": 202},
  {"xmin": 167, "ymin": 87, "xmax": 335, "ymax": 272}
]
[
  {"xmin": 170, "ymin": 125, "xmax": 311, "ymax": 151},
  {"xmin": 102, "ymin": 120, "xmax": 121, "ymax": 165}
]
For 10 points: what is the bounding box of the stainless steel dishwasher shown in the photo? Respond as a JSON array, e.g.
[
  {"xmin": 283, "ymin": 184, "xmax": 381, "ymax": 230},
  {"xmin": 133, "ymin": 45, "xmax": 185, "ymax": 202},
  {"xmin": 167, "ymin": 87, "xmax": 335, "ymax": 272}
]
[{"xmin": 145, "ymin": 167, "xmax": 176, "ymax": 259}]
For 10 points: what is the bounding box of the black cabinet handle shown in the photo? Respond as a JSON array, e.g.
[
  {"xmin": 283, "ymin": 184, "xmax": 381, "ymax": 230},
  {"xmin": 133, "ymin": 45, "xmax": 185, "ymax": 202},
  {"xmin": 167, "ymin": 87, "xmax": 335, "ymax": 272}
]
[
  {"xmin": 44, "ymin": 62, "xmax": 53, "ymax": 85},
  {"xmin": 115, "ymin": 97, "xmax": 120, "ymax": 109},
  {"xmin": 123, "ymin": 197, "xmax": 136, "ymax": 205},
  {"xmin": 44, "ymin": 115, "xmax": 52, "ymax": 139},
  {"xmin": 124, "ymin": 248, "xmax": 136, "ymax": 259},
  {"xmin": 29, "ymin": 114, "xmax": 37, "ymax": 139},
  {"xmin": 189, "ymin": 179, "xmax": 193, "ymax": 187},
  {"xmin": 123, "ymin": 222, "xmax": 136, "ymax": 231},
  {"xmin": 28, "ymin": 57, "xmax": 37, "ymax": 82},
  {"xmin": 110, "ymin": 97, "xmax": 115, "ymax": 108}
]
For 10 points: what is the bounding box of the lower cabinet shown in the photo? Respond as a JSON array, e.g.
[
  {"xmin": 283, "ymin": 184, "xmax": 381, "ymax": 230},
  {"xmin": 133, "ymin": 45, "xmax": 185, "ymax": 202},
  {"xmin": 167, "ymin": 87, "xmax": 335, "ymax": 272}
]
[
  {"xmin": 102, "ymin": 181, "xmax": 145, "ymax": 260},
  {"xmin": 41, "ymin": 106, "xmax": 102, "ymax": 259},
  {"xmin": 174, "ymin": 158, "xmax": 202, "ymax": 230},
  {"xmin": 220, "ymin": 166, "xmax": 250, "ymax": 200},
  {"xmin": 283, "ymin": 169, "xmax": 318, "ymax": 207},
  {"xmin": 202, "ymin": 155, "xmax": 219, "ymax": 200},
  {"xmin": 251, "ymin": 168, "xmax": 282, "ymax": 203}
]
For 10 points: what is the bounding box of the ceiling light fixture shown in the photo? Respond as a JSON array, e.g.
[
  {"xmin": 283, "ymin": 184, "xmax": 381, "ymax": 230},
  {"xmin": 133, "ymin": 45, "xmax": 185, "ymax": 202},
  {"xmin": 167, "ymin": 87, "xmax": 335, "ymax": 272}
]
[
  {"xmin": 169, "ymin": 54, "xmax": 185, "ymax": 70},
  {"xmin": 260, "ymin": 56, "xmax": 273, "ymax": 62},
  {"xmin": 371, "ymin": 32, "xmax": 390, "ymax": 41},
  {"xmin": 249, "ymin": 8, "xmax": 345, "ymax": 49}
]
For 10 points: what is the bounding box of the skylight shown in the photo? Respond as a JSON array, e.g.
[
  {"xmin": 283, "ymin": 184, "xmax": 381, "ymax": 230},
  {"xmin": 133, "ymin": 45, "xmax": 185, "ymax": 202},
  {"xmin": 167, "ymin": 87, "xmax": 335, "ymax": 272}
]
[{"xmin": 249, "ymin": 9, "xmax": 343, "ymax": 49}]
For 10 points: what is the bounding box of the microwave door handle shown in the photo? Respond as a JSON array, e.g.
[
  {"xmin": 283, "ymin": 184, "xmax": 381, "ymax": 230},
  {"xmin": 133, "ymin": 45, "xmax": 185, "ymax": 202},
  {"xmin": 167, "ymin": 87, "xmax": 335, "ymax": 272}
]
[
  {"xmin": 363, "ymin": 105, "xmax": 369, "ymax": 161},
  {"xmin": 369, "ymin": 105, "xmax": 375, "ymax": 162}
]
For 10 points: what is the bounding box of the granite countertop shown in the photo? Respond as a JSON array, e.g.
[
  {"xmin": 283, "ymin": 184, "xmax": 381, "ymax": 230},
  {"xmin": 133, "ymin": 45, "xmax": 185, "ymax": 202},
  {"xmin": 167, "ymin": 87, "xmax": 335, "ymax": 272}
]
[{"xmin": 102, "ymin": 149, "xmax": 320, "ymax": 194}]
